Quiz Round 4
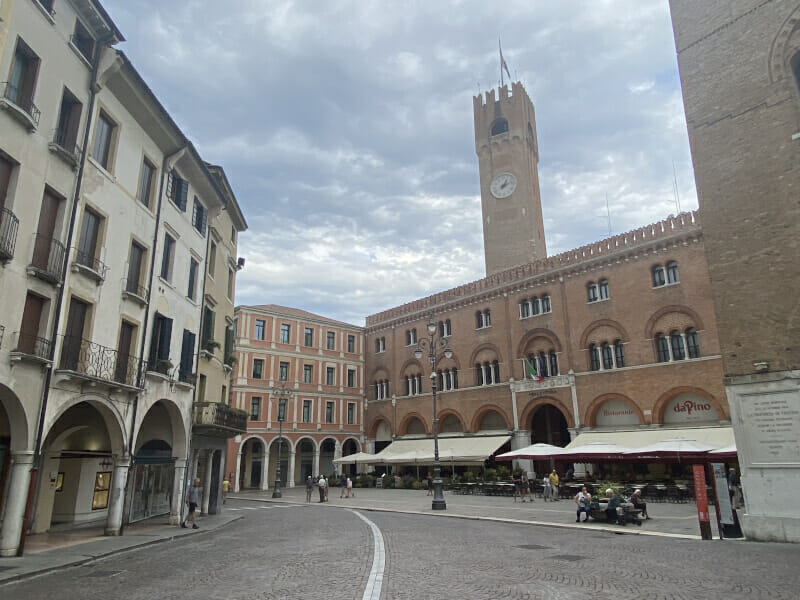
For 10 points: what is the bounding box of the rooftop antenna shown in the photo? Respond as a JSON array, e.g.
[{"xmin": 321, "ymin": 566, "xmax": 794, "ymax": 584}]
[{"xmin": 672, "ymin": 159, "xmax": 682, "ymax": 214}]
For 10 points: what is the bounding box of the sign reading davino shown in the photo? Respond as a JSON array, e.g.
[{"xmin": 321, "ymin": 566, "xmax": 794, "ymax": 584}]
[
  {"xmin": 663, "ymin": 393, "xmax": 718, "ymax": 424},
  {"xmin": 595, "ymin": 398, "xmax": 640, "ymax": 426}
]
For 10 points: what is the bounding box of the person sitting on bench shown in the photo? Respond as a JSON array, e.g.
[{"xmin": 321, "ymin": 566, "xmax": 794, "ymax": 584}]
[
  {"xmin": 605, "ymin": 489, "xmax": 621, "ymax": 523},
  {"xmin": 630, "ymin": 488, "xmax": 649, "ymax": 519}
]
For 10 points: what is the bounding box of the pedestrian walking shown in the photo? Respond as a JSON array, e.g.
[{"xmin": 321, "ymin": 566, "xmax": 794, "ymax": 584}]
[
  {"xmin": 426, "ymin": 473, "xmax": 433, "ymax": 496},
  {"xmin": 306, "ymin": 475, "xmax": 313, "ymax": 502},
  {"xmin": 549, "ymin": 470, "xmax": 560, "ymax": 500},
  {"xmin": 521, "ymin": 472, "xmax": 532, "ymax": 502},
  {"xmin": 181, "ymin": 478, "xmax": 202, "ymax": 529},
  {"xmin": 542, "ymin": 474, "xmax": 552, "ymax": 501},
  {"xmin": 340, "ymin": 473, "xmax": 348, "ymax": 498},
  {"xmin": 575, "ymin": 486, "xmax": 591, "ymax": 522},
  {"xmin": 346, "ymin": 476, "xmax": 353, "ymax": 498}
]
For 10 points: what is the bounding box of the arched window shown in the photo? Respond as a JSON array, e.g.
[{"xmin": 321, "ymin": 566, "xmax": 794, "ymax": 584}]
[
  {"xmin": 484, "ymin": 309, "xmax": 491, "ymax": 327},
  {"xmin": 652, "ymin": 265, "xmax": 666, "ymax": 287},
  {"xmin": 599, "ymin": 279, "xmax": 609, "ymax": 300},
  {"xmin": 492, "ymin": 360, "xmax": 500, "ymax": 383},
  {"xmin": 405, "ymin": 330, "xmax": 411, "ymax": 346},
  {"xmin": 587, "ymin": 283, "xmax": 598, "ymax": 302},
  {"xmin": 410, "ymin": 328, "xmax": 416, "ymax": 344},
  {"xmin": 589, "ymin": 344, "xmax": 601, "ymax": 371},
  {"xmin": 436, "ymin": 370, "xmax": 444, "ymax": 391},
  {"xmin": 686, "ymin": 327, "xmax": 700, "ymax": 358},
  {"xmin": 475, "ymin": 363, "xmax": 483, "ymax": 386},
  {"xmin": 614, "ymin": 339, "xmax": 625, "ymax": 368},
  {"xmin": 438, "ymin": 319, "xmax": 451, "ymax": 337},
  {"xmin": 666, "ymin": 261, "xmax": 679, "ymax": 284},
  {"xmin": 520, "ymin": 300, "xmax": 530, "ymax": 318},
  {"xmin": 656, "ymin": 333, "xmax": 670, "ymax": 362},
  {"xmin": 541, "ymin": 294, "xmax": 551, "ymax": 313},
  {"xmin": 549, "ymin": 350, "xmax": 559, "ymax": 376},
  {"xmin": 491, "ymin": 118, "xmax": 509, "ymax": 136},
  {"xmin": 532, "ymin": 297, "xmax": 541, "ymax": 315},
  {"xmin": 601, "ymin": 343, "xmax": 613, "ymax": 369},
  {"xmin": 476, "ymin": 311, "xmax": 483, "ymax": 329},
  {"xmin": 670, "ymin": 330, "xmax": 685, "ymax": 361}
]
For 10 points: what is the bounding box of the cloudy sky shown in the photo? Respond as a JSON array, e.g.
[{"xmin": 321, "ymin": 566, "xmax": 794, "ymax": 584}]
[{"xmin": 102, "ymin": 0, "xmax": 696, "ymax": 326}]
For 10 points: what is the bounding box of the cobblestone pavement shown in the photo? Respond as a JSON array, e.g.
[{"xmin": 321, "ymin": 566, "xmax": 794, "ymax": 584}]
[
  {"xmin": 233, "ymin": 486, "xmax": 722, "ymax": 538},
  {"xmin": 7, "ymin": 499, "xmax": 799, "ymax": 600}
]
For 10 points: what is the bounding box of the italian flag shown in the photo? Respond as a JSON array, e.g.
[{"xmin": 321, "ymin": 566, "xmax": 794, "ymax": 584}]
[{"xmin": 524, "ymin": 357, "xmax": 544, "ymax": 382}]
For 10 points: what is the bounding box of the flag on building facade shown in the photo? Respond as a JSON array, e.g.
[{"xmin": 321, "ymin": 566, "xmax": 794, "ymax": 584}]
[
  {"xmin": 523, "ymin": 357, "xmax": 544, "ymax": 382},
  {"xmin": 499, "ymin": 39, "xmax": 511, "ymax": 84}
]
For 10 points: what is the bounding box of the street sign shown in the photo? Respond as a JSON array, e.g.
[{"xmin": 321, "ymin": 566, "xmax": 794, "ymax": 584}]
[{"xmin": 693, "ymin": 464, "xmax": 712, "ymax": 540}]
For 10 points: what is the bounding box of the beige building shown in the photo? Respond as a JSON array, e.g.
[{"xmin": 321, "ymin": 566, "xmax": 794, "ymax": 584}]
[
  {"xmin": 670, "ymin": 0, "xmax": 800, "ymax": 542},
  {"xmin": 191, "ymin": 163, "xmax": 248, "ymax": 515},
  {"xmin": 0, "ymin": 0, "xmax": 243, "ymax": 556},
  {"xmin": 227, "ymin": 305, "xmax": 364, "ymax": 491}
]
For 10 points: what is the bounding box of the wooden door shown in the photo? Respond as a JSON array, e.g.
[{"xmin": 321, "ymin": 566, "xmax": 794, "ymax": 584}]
[
  {"xmin": 19, "ymin": 293, "xmax": 44, "ymax": 355},
  {"xmin": 0, "ymin": 157, "xmax": 12, "ymax": 210},
  {"xmin": 61, "ymin": 298, "xmax": 87, "ymax": 370},
  {"xmin": 115, "ymin": 321, "xmax": 135, "ymax": 384},
  {"xmin": 32, "ymin": 190, "xmax": 60, "ymax": 270}
]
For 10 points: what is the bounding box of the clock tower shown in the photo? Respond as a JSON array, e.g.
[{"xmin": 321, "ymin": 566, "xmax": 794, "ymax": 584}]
[{"xmin": 474, "ymin": 81, "xmax": 546, "ymax": 275}]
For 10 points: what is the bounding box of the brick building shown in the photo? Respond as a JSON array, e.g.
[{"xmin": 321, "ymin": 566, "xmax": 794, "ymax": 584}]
[
  {"xmin": 670, "ymin": 0, "xmax": 800, "ymax": 541},
  {"xmin": 227, "ymin": 305, "xmax": 364, "ymax": 491},
  {"xmin": 364, "ymin": 83, "xmax": 733, "ymax": 472}
]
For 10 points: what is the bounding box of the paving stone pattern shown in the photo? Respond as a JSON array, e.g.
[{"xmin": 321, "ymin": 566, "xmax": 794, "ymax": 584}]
[{"xmin": 6, "ymin": 499, "xmax": 800, "ymax": 600}]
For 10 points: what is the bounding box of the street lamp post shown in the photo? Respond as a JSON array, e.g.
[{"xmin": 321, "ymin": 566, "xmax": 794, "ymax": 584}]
[
  {"xmin": 414, "ymin": 321, "xmax": 452, "ymax": 511},
  {"xmin": 271, "ymin": 385, "xmax": 293, "ymax": 498}
]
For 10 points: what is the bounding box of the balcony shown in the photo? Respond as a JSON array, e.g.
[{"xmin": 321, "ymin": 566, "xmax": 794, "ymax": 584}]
[
  {"xmin": 48, "ymin": 129, "xmax": 82, "ymax": 169},
  {"xmin": 122, "ymin": 278, "xmax": 148, "ymax": 306},
  {"xmin": 71, "ymin": 249, "xmax": 107, "ymax": 282},
  {"xmin": 56, "ymin": 335, "xmax": 143, "ymax": 390},
  {"xmin": 193, "ymin": 402, "xmax": 248, "ymax": 437},
  {"xmin": 178, "ymin": 369, "xmax": 197, "ymax": 386},
  {"xmin": 0, "ymin": 207, "xmax": 19, "ymax": 261},
  {"xmin": 0, "ymin": 82, "xmax": 41, "ymax": 130},
  {"xmin": 10, "ymin": 332, "xmax": 52, "ymax": 364},
  {"xmin": 28, "ymin": 234, "xmax": 66, "ymax": 284}
]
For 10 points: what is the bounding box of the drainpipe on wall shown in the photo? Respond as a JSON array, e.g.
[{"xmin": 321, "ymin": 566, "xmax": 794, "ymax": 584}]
[{"xmin": 20, "ymin": 35, "xmax": 116, "ymax": 556}]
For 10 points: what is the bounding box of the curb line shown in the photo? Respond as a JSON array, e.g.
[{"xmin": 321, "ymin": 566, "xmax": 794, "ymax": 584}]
[
  {"xmin": 0, "ymin": 516, "xmax": 244, "ymax": 587},
  {"xmin": 228, "ymin": 496, "xmax": 702, "ymax": 541}
]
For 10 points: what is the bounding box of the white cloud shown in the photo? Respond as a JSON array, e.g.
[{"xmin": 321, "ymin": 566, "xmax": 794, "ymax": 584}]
[{"xmin": 103, "ymin": 0, "xmax": 697, "ymax": 325}]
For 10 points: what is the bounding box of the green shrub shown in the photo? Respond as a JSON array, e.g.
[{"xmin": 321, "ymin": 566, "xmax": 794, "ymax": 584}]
[
  {"xmin": 597, "ymin": 481, "xmax": 625, "ymax": 498},
  {"xmin": 412, "ymin": 481, "xmax": 422, "ymax": 490},
  {"xmin": 485, "ymin": 468, "xmax": 497, "ymax": 481},
  {"xmin": 401, "ymin": 475, "xmax": 415, "ymax": 489},
  {"xmin": 497, "ymin": 466, "xmax": 510, "ymax": 480},
  {"xmin": 462, "ymin": 471, "xmax": 476, "ymax": 483},
  {"xmin": 357, "ymin": 474, "xmax": 374, "ymax": 488},
  {"xmin": 382, "ymin": 475, "xmax": 395, "ymax": 489}
]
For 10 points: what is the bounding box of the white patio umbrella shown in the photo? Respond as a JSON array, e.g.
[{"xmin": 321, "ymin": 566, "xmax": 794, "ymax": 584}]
[
  {"xmin": 333, "ymin": 452, "xmax": 380, "ymax": 465},
  {"xmin": 623, "ymin": 438, "xmax": 715, "ymax": 461},
  {"xmin": 557, "ymin": 442, "xmax": 633, "ymax": 462},
  {"xmin": 495, "ymin": 443, "xmax": 564, "ymax": 461},
  {"xmin": 709, "ymin": 443, "xmax": 737, "ymax": 458}
]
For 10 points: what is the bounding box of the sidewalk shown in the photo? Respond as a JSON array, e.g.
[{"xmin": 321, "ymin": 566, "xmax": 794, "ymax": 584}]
[
  {"xmin": 230, "ymin": 486, "xmax": 727, "ymax": 540},
  {"xmin": 0, "ymin": 512, "xmax": 241, "ymax": 585}
]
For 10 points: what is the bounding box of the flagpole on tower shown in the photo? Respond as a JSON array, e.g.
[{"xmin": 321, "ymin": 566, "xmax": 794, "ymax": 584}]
[{"xmin": 499, "ymin": 38, "xmax": 511, "ymax": 87}]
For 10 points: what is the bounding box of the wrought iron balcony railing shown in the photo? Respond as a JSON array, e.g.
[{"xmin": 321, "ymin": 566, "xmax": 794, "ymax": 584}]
[
  {"xmin": 145, "ymin": 359, "xmax": 173, "ymax": 376},
  {"xmin": 193, "ymin": 401, "xmax": 248, "ymax": 436},
  {"xmin": 0, "ymin": 207, "xmax": 19, "ymax": 261},
  {"xmin": 57, "ymin": 335, "xmax": 142, "ymax": 388},
  {"xmin": 1, "ymin": 82, "xmax": 41, "ymax": 127},
  {"xmin": 178, "ymin": 370, "xmax": 197, "ymax": 385},
  {"xmin": 72, "ymin": 248, "xmax": 108, "ymax": 280},
  {"xmin": 14, "ymin": 332, "xmax": 52, "ymax": 361},
  {"xmin": 50, "ymin": 129, "xmax": 82, "ymax": 166},
  {"xmin": 29, "ymin": 234, "xmax": 66, "ymax": 283},
  {"xmin": 122, "ymin": 278, "xmax": 148, "ymax": 302}
]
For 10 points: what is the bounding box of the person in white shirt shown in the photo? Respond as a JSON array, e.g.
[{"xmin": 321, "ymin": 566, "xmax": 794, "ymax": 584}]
[
  {"xmin": 317, "ymin": 475, "xmax": 326, "ymax": 502},
  {"xmin": 543, "ymin": 475, "xmax": 552, "ymax": 501},
  {"xmin": 575, "ymin": 486, "xmax": 592, "ymax": 522}
]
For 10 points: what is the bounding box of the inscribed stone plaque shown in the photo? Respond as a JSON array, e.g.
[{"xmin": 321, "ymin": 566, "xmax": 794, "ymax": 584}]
[{"xmin": 740, "ymin": 391, "xmax": 800, "ymax": 465}]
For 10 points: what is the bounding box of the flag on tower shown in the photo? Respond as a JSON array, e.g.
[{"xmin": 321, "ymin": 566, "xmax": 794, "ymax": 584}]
[
  {"xmin": 523, "ymin": 357, "xmax": 544, "ymax": 382},
  {"xmin": 499, "ymin": 39, "xmax": 511, "ymax": 81}
]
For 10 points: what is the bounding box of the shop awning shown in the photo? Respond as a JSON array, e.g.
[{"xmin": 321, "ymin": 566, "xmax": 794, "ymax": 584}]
[
  {"xmin": 373, "ymin": 435, "xmax": 511, "ymax": 465},
  {"xmin": 565, "ymin": 426, "xmax": 734, "ymax": 451}
]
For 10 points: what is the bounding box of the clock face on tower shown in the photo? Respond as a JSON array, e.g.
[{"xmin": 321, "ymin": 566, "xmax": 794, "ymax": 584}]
[{"xmin": 490, "ymin": 172, "xmax": 517, "ymax": 198}]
